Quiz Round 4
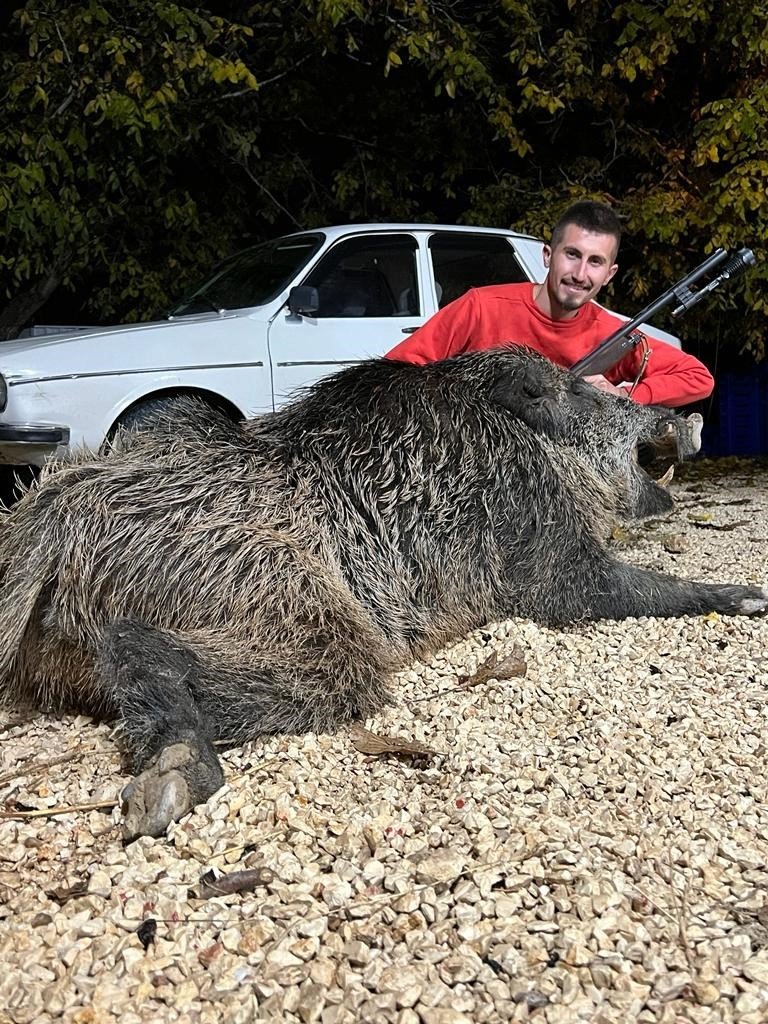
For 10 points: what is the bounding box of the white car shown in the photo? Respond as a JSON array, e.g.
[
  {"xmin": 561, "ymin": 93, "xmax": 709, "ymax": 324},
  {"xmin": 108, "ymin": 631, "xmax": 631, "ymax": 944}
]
[{"xmin": 0, "ymin": 223, "xmax": 680, "ymax": 466}]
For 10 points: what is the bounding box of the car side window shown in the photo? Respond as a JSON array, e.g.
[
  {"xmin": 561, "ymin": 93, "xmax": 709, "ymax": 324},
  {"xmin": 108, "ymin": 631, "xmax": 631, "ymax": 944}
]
[
  {"xmin": 303, "ymin": 235, "xmax": 419, "ymax": 318},
  {"xmin": 429, "ymin": 233, "xmax": 529, "ymax": 308}
]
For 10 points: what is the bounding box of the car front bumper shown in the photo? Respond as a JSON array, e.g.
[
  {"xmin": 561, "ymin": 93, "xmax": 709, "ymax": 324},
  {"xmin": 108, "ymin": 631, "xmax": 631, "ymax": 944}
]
[{"xmin": 0, "ymin": 423, "xmax": 70, "ymax": 465}]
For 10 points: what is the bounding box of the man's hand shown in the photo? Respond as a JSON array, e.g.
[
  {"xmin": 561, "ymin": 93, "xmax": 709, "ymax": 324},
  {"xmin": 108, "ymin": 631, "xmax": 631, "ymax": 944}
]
[{"xmin": 582, "ymin": 374, "xmax": 630, "ymax": 398}]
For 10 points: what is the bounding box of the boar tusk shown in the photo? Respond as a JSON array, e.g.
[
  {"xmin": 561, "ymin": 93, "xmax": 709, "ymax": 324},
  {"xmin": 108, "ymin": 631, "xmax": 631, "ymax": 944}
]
[{"xmin": 655, "ymin": 465, "xmax": 675, "ymax": 487}]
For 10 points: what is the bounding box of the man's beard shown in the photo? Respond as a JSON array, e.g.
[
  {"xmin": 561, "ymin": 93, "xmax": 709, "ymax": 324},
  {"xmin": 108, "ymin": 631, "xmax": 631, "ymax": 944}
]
[{"xmin": 558, "ymin": 282, "xmax": 591, "ymax": 311}]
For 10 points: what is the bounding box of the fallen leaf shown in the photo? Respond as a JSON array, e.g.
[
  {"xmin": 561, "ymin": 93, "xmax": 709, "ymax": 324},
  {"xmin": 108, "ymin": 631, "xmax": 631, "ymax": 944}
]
[
  {"xmin": 661, "ymin": 533, "xmax": 688, "ymax": 553},
  {"xmin": 690, "ymin": 519, "xmax": 750, "ymax": 532},
  {"xmin": 44, "ymin": 881, "xmax": 89, "ymax": 904},
  {"xmin": 349, "ymin": 724, "xmax": 439, "ymax": 758},
  {"xmin": 610, "ymin": 525, "xmax": 640, "ymax": 544},
  {"xmin": 193, "ymin": 867, "xmax": 275, "ymax": 900},
  {"xmin": 462, "ymin": 646, "xmax": 527, "ymax": 687},
  {"xmin": 697, "ymin": 497, "xmax": 752, "ymax": 507}
]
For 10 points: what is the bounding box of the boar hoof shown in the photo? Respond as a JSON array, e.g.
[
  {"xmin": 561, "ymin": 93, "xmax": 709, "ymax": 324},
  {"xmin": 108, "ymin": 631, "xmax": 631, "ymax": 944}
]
[
  {"xmin": 738, "ymin": 587, "xmax": 768, "ymax": 616},
  {"xmin": 121, "ymin": 740, "xmax": 225, "ymax": 841}
]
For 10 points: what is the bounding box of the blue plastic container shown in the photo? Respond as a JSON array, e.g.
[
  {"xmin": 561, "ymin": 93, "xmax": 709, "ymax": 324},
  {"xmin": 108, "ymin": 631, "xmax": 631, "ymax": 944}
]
[{"xmin": 701, "ymin": 368, "xmax": 768, "ymax": 456}]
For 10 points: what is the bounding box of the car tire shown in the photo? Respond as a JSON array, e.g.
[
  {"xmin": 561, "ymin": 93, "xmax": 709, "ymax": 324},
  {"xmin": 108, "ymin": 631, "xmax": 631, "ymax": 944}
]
[
  {"xmin": 106, "ymin": 394, "xmax": 239, "ymax": 453},
  {"xmin": 0, "ymin": 464, "xmax": 38, "ymax": 509}
]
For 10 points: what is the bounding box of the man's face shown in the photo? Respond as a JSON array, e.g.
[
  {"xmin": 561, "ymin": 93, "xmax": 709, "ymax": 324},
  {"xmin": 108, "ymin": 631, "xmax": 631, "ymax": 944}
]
[{"xmin": 542, "ymin": 224, "xmax": 619, "ymax": 316}]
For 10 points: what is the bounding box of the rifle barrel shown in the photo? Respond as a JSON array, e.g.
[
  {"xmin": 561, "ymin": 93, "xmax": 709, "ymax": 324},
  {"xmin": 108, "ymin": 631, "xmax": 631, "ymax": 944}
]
[{"xmin": 571, "ymin": 248, "xmax": 729, "ymax": 377}]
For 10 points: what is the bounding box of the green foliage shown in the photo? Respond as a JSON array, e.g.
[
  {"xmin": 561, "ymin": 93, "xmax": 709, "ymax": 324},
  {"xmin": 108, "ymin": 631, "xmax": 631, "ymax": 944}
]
[
  {"xmin": 0, "ymin": 0, "xmax": 766, "ymax": 358},
  {"xmin": 0, "ymin": 2, "xmax": 262, "ymax": 331}
]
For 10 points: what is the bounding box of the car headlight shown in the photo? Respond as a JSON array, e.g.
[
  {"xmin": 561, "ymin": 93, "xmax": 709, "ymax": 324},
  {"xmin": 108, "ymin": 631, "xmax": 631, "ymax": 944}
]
[{"xmin": 0, "ymin": 374, "xmax": 6, "ymax": 413}]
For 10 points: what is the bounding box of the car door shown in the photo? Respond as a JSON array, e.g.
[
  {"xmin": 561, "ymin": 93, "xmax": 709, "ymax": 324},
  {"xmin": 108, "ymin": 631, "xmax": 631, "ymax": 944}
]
[
  {"xmin": 426, "ymin": 231, "xmax": 533, "ymax": 308},
  {"xmin": 267, "ymin": 232, "xmax": 423, "ymax": 407}
]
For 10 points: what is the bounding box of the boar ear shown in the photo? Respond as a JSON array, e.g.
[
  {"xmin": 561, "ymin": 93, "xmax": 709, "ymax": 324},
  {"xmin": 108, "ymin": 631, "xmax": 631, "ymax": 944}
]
[
  {"xmin": 491, "ymin": 365, "xmax": 549, "ymax": 408},
  {"xmin": 491, "ymin": 369, "xmax": 564, "ymax": 435}
]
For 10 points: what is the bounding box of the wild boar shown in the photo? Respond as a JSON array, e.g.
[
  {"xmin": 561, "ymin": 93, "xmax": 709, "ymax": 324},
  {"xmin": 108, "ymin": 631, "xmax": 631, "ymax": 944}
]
[{"xmin": 0, "ymin": 348, "xmax": 763, "ymax": 838}]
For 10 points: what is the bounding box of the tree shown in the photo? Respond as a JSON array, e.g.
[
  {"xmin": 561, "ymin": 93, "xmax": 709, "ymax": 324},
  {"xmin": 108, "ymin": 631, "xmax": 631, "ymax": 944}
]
[
  {"xmin": 0, "ymin": 2, "xmax": 264, "ymax": 336},
  {"xmin": 1, "ymin": 0, "xmax": 766, "ymax": 358}
]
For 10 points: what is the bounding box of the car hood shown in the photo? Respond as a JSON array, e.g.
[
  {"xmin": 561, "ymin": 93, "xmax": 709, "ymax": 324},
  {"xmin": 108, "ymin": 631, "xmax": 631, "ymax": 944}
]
[{"xmin": 0, "ymin": 311, "xmax": 267, "ymax": 383}]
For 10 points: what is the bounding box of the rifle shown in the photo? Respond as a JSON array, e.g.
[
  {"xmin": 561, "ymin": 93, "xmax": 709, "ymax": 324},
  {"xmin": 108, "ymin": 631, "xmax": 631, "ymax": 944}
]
[{"xmin": 571, "ymin": 246, "xmax": 756, "ymax": 378}]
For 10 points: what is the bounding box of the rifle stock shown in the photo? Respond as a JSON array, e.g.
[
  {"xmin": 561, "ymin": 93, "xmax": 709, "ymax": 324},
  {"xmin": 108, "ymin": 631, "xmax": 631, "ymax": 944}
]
[{"xmin": 571, "ymin": 247, "xmax": 755, "ymax": 378}]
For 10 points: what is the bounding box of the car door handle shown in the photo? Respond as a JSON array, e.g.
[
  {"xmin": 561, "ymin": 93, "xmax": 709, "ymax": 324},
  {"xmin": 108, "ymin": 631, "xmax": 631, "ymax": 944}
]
[{"xmin": 401, "ymin": 326, "xmax": 419, "ymax": 334}]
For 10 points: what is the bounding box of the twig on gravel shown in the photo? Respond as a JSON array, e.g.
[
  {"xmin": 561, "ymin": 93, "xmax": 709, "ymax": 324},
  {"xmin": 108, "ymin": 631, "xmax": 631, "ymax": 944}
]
[
  {"xmin": 0, "ymin": 746, "xmax": 96, "ymax": 787},
  {"xmin": 202, "ymin": 829, "xmax": 286, "ymax": 865},
  {"xmin": 224, "ymin": 757, "xmax": 281, "ymax": 781},
  {"xmin": 664, "ymin": 848, "xmax": 696, "ymax": 971},
  {"xmin": 627, "ymin": 882, "xmax": 678, "ymax": 926},
  {"xmin": 101, "ymin": 852, "xmax": 520, "ymax": 927},
  {"xmin": 1, "ymin": 756, "xmax": 284, "ymax": 827},
  {"xmin": 0, "ymin": 713, "xmax": 34, "ymax": 736},
  {"xmin": 0, "ymin": 799, "xmax": 116, "ymax": 819}
]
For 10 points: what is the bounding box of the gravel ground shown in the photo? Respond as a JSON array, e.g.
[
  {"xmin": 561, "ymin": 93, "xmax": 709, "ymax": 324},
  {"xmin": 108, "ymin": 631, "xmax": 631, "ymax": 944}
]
[{"xmin": 1, "ymin": 458, "xmax": 767, "ymax": 1024}]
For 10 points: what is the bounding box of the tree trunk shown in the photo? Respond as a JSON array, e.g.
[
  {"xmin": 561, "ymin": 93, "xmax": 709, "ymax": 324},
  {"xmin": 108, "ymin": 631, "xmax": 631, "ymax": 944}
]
[{"xmin": 0, "ymin": 265, "xmax": 66, "ymax": 340}]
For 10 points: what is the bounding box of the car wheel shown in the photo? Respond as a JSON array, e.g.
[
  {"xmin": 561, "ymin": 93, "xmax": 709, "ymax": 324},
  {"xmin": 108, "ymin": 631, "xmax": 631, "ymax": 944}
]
[
  {"xmin": 106, "ymin": 394, "xmax": 239, "ymax": 453},
  {"xmin": 0, "ymin": 464, "xmax": 38, "ymax": 509}
]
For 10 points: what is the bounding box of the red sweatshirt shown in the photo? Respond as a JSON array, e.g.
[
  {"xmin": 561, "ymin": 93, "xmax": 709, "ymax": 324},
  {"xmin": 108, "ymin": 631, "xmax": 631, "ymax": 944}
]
[{"xmin": 385, "ymin": 283, "xmax": 714, "ymax": 407}]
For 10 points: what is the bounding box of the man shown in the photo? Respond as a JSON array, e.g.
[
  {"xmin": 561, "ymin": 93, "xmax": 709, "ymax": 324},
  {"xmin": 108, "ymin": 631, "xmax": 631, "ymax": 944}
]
[{"xmin": 385, "ymin": 201, "xmax": 714, "ymax": 407}]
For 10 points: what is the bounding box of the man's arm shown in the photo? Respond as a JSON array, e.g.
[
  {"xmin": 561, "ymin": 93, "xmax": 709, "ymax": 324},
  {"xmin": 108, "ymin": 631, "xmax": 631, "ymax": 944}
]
[
  {"xmin": 608, "ymin": 340, "xmax": 714, "ymax": 407},
  {"xmin": 385, "ymin": 290, "xmax": 479, "ymax": 363}
]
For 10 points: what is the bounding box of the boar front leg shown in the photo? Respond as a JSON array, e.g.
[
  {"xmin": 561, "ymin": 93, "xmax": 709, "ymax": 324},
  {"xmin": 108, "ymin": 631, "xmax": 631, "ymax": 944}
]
[{"xmin": 584, "ymin": 560, "xmax": 768, "ymax": 621}]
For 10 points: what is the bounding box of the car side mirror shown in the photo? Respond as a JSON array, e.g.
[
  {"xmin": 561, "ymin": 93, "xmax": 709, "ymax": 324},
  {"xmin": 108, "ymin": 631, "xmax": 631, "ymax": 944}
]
[{"xmin": 288, "ymin": 286, "xmax": 319, "ymax": 317}]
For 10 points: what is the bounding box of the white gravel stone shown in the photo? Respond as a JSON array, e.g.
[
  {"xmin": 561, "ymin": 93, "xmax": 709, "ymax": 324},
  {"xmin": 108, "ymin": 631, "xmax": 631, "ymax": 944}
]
[{"xmin": 743, "ymin": 957, "xmax": 768, "ymax": 985}]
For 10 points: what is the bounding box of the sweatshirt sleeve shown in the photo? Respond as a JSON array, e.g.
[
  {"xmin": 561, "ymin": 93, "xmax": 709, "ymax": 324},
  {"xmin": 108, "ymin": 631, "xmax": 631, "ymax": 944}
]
[
  {"xmin": 385, "ymin": 290, "xmax": 480, "ymax": 364},
  {"xmin": 610, "ymin": 339, "xmax": 714, "ymax": 407}
]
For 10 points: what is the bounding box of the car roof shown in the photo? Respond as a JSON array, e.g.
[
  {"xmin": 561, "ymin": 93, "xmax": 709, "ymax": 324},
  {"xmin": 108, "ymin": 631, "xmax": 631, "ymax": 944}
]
[{"xmin": 276, "ymin": 223, "xmax": 543, "ymax": 243}]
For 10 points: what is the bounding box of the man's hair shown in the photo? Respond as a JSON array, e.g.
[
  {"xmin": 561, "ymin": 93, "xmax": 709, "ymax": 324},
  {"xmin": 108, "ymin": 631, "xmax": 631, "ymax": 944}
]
[{"xmin": 550, "ymin": 200, "xmax": 621, "ymax": 255}]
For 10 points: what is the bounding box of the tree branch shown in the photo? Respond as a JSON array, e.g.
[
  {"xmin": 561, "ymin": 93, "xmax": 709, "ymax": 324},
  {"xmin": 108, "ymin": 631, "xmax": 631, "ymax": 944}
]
[
  {"xmin": 52, "ymin": 16, "xmax": 73, "ymax": 64},
  {"xmin": 215, "ymin": 55, "xmax": 312, "ymax": 100},
  {"xmin": 240, "ymin": 164, "xmax": 305, "ymax": 230},
  {"xmin": 0, "ymin": 262, "xmax": 69, "ymax": 340}
]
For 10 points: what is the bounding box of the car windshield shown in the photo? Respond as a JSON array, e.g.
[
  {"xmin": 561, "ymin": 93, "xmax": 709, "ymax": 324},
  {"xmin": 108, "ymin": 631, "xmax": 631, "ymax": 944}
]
[{"xmin": 167, "ymin": 233, "xmax": 325, "ymax": 316}]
